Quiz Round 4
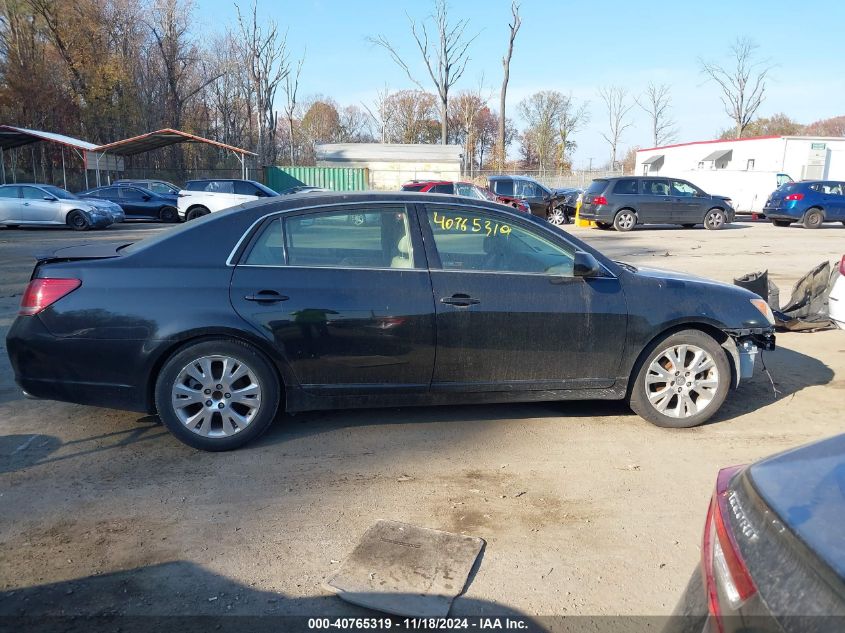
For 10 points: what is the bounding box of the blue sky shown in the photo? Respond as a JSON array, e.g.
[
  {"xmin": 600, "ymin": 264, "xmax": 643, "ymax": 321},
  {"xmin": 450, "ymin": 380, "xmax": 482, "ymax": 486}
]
[{"xmin": 194, "ymin": 0, "xmax": 845, "ymax": 167}]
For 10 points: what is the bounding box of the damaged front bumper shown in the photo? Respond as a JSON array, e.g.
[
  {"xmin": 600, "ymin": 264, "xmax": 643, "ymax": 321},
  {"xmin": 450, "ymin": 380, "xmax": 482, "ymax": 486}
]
[{"xmin": 723, "ymin": 328, "xmax": 776, "ymax": 386}]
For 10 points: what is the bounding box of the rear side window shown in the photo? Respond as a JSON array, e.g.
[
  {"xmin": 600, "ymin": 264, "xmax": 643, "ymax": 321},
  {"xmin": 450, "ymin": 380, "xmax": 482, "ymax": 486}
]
[
  {"xmin": 244, "ymin": 219, "xmax": 284, "ymax": 265},
  {"xmin": 430, "ymin": 183, "xmax": 454, "ymax": 194},
  {"xmin": 0, "ymin": 186, "xmax": 20, "ymax": 198},
  {"xmin": 492, "ymin": 179, "xmax": 514, "ymax": 196},
  {"xmin": 586, "ymin": 180, "xmax": 608, "ymax": 194},
  {"xmin": 188, "ymin": 180, "xmax": 234, "ymax": 193},
  {"xmin": 283, "ymin": 208, "xmax": 414, "ymax": 269},
  {"xmin": 612, "ymin": 180, "xmax": 638, "ymax": 195},
  {"xmin": 119, "ymin": 188, "xmax": 145, "ymax": 200}
]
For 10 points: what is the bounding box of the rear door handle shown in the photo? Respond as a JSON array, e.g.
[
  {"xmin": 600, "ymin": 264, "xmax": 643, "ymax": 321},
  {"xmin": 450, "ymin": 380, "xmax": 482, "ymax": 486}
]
[
  {"xmin": 244, "ymin": 290, "xmax": 289, "ymax": 303},
  {"xmin": 440, "ymin": 293, "xmax": 480, "ymax": 307}
]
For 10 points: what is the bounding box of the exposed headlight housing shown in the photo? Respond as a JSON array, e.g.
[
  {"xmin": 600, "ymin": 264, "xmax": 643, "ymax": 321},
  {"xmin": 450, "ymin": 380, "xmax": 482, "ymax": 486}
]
[{"xmin": 750, "ymin": 298, "xmax": 775, "ymax": 325}]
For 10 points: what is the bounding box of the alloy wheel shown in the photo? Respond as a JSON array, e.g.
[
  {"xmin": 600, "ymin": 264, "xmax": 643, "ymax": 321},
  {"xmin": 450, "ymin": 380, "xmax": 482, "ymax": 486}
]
[
  {"xmin": 171, "ymin": 355, "xmax": 262, "ymax": 437},
  {"xmin": 644, "ymin": 344, "xmax": 720, "ymax": 419},
  {"xmin": 704, "ymin": 210, "xmax": 725, "ymax": 229},
  {"xmin": 615, "ymin": 211, "xmax": 635, "ymax": 231},
  {"xmin": 547, "ymin": 206, "xmax": 567, "ymax": 226}
]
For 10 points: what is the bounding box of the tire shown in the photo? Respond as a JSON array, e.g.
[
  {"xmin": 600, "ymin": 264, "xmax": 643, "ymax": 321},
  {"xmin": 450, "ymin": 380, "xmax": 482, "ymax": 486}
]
[
  {"xmin": 613, "ymin": 209, "xmax": 636, "ymax": 232},
  {"xmin": 547, "ymin": 205, "xmax": 568, "ymax": 226},
  {"xmin": 629, "ymin": 329, "xmax": 730, "ymax": 429},
  {"xmin": 186, "ymin": 206, "xmax": 210, "ymax": 221},
  {"xmin": 772, "ymin": 220, "xmax": 792, "ymax": 227},
  {"xmin": 154, "ymin": 339, "xmax": 281, "ymax": 451},
  {"xmin": 681, "ymin": 223, "xmax": 696, "ymax": 229},
  {"xmin": 703, "ymin": 208, "xmax": 726, "ymax": 230},
  {"xmin": 802, "ymin": 208, "xmax": 824, "ymax": 229},
  {"xmin": 159, "ymin": 206, "xmax": 179, "ymax": 223},
  {"xmin": 67, "ymin": 210, "xmax": 90, "ymax": 231}
]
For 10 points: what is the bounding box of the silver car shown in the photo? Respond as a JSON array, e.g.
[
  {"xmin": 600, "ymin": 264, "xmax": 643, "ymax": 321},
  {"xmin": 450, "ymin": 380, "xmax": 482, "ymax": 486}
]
[{"xmin": 0, "ymin": 183, "xmax": 115, "ymax": 230}]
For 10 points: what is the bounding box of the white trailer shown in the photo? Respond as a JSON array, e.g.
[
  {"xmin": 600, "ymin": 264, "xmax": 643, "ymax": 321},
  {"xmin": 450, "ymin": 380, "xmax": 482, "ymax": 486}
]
[{"xmin": 636, "ymin": 136, "xmax": 845, "ymax": 213}]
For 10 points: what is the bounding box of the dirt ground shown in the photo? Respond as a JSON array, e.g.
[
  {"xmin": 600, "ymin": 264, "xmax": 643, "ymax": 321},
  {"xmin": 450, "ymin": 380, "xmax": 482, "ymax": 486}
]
[{"xmin": 0, "ymin": 219, "xmax": 843, "ymax": 621}]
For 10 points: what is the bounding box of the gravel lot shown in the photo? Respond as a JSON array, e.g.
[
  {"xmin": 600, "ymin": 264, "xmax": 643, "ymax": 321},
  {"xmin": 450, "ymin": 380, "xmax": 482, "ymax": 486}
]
[{"xmin": 1, "ymin": 219, "xmax": 843, "ymax": 621}]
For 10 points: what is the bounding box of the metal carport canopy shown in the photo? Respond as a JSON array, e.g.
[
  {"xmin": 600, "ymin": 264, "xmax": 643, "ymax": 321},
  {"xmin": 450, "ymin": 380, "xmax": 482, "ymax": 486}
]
[
  {"xmin": 0, "ymin": 125, "xmax": 99, "ymax": 187},
  {"xmin": 92, "ymin": 128, "xmax": 256, "ymax": 182}
]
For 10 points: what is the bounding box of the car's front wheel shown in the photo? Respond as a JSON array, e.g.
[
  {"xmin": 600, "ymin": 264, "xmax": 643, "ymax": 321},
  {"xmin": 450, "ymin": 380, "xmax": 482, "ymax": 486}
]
[
  {"xmin": 613, "ymin": 209, "xmax": 636, "ymax": 232},
  {"xmin": 629, "ymin": 329, "xmax": 730, "ymax": 428},
  {"xmin": 66, "ymin": 210, "xmax": 90, "ymax": 231},
  {"xmin": 186, "ymin": 206, "xmax": 210, "ymax": 221},
  {"xmin": 703, "ymin": 208, "xmax": 726, "ymax": 230},
  {"xmin": 160, "ymin": 206, "xmax": 179, "ymax": 223},
  {"xmin": 547, "ymin": 205, "xmax": 568, "ymax": 226},
  {"xmin": 155, "ymin": 339, "xmax": 281, "ymax": 451}
]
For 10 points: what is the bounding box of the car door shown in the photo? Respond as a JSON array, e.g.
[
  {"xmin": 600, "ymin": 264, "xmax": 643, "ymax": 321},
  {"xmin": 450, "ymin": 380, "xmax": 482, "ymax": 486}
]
[
  {"xmin": 0, "ymin": 186, "xmax": 21, "ymax": 223},
  {"xmin": 20, "ymin": 186, "xmax": 60, "ymax": 223},
  {"xmin": 638, "ymin": 179, "xmax": 672, "ymax": 223},
  {"xmin": 119, "ymin": 187, "xmax": 154, "ymax": 217},
  {"xmin": 669, "ymin": 180, "xmax": 705, "ymax": 224},
  {"xmin": 821, "ymin": 182, "xmax": 845, "ymax": 220},
  {"xmin": 419, "ymin": 203, "xmax": 628, "ymax": 391},
  {"xmin": 229, "ymin": 203, "xmax": 436, "ymax": 395},
  {"xmin": 516, "ymin": 181, "xmax": 549, "ymax": 218}
]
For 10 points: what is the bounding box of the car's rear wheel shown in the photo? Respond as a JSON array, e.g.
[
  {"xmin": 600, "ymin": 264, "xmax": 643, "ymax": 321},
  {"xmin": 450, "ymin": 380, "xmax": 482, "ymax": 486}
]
[
  {"xmin": 772, "ymin": 220, "xmax": 792, "ymax": 227},
  {"xmin": 547, "ymin": 205, "xmax": 568, "ymax": 226},
  {"xmin": 802, "ymin": 208, "xmax": 824, "ymax": 229},
  {"xmin": 613, "ymin": 209, "xmax": 636, "ymax": 232},
  {"xmin": 155, "ymin": 339, "xmax": 280, "ymax": 451},
  {"xmin": 703, "ymin": 208, "xmax": 726, "ymax": 230},
  {"xmin": 67, "ymin": 210, "xmax": 90, "ymax": 231},
  {"xmin": 629, "ymin": 329, "xmax": 730, "ymax": 428},
  {"xmin": 186, "ymin": 206, "xmax": 210, "ymax": 221},
  {"xmin": 159, "ymin": 206, "xmax": 179, "ymax": 223}
]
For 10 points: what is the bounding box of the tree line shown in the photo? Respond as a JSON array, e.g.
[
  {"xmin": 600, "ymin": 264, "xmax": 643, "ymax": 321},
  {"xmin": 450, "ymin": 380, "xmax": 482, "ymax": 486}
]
[{"xmin": 1, "ymin": 0, "xmax": 842, "ymax": 184}]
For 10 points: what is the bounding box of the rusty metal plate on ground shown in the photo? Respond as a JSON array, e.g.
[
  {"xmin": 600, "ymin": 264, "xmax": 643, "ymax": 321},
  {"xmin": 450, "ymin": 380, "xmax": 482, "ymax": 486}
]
[{"xmin": 326, "ymin": 520, "xmax": 484, "ymax": 617}]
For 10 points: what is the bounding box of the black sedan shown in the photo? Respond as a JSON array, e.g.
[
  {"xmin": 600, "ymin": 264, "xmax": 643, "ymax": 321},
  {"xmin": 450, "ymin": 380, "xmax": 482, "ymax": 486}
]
[
  {"xmin": 78, "ymin": 184, "xmax": 180, "ymax": 222},
  {"xmin": 6, "ymin": 192, "xmax": 775, "ymax": 451},
  {"xmin": 664, "ymin": 433, "xmax": 845, "ymax": 633}
]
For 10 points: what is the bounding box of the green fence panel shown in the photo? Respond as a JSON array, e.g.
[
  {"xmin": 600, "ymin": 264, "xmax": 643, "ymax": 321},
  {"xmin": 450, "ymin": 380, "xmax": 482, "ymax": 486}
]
[{"xmin": 265, "ymin": 166, "xmax": 369, "ymax": 192}]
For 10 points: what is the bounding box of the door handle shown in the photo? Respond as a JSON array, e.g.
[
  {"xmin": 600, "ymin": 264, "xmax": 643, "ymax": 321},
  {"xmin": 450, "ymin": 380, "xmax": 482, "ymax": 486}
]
[
  {"xmin": 244, "ymin": 290, "xmax": 289, "ymax": 303},
  {"xmin": 440, "ymin": 293, "xmax": 480, "ymax": 307}
]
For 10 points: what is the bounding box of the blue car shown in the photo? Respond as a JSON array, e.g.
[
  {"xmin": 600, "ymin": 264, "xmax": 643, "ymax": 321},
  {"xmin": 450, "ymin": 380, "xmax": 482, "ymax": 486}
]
[{"xmin": 764, "ymin": 180, "xmax": 845, "ymax": 228}]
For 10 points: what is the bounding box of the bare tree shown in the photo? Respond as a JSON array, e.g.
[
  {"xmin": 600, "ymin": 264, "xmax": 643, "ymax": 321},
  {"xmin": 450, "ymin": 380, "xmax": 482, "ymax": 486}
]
[
  {"xmin": 636, "ymin": 82, "xmax": 676, "ymax": 147},
  {"xmin": 369, "ymin": 0, "xmax": 478, "ymax": 145},
  {"xmin": 361, "ymin": 84, "xmax": 392, "ymax": 143},
  {"xmin": 497, "ymin": 1, "xmax": 521, "ymax": 169},
  {"xmin": 556, "ymin": 94, "xmax": 589, "ymax": 171},
  {"xmin": 598, "ymin": 85, "xmax": 634, "ymax": 170},
  {"xmin": 236, "ymin": 0, "xmax": 291, "ymax": 166},
  {"xmin": 280, "ymin": 53, "xmax": 303, "ymax": 165},
  {"xmin": 700, "ymin": 38, "xmax": 773, "ymax": 139}
]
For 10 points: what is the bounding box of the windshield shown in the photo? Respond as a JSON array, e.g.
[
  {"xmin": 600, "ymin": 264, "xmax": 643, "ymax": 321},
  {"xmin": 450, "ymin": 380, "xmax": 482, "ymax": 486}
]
[{"xmin": 40, "ymin": 185, "xmax": 78, "ymax": 200}]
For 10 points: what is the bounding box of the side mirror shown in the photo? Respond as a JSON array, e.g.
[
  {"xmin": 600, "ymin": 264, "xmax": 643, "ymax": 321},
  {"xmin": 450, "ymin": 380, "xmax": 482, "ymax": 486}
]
[{"xmin": 573, "ymin": 251, "xmax": 602, "ymax": 278}]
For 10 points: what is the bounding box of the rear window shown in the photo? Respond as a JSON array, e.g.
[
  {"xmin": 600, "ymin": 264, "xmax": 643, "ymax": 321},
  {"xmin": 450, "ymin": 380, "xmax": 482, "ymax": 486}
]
[
  {"xmin": 430, "ymin": 183, "xmax": 454, "ymax": 194},
  {"xmin": 612, "ymin": 180, "xmax": 638, "ymax": 195},
  {"xmin": 586, "ymin": 180, "xmax": 608, "ymax": 195}
]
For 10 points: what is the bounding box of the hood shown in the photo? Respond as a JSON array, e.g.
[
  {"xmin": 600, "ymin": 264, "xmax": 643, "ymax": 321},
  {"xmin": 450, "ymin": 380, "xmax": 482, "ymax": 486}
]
[
  {"xmin": 748, "ymin": 433, "xmax": 845, "ymax": 580},
  {"xmin": 85, "ymin": 199, "xmax": 121, "ymax": 210},
  {"xmin": 633, "ymin": 265, "xmax": 741, "ymax": 290}
]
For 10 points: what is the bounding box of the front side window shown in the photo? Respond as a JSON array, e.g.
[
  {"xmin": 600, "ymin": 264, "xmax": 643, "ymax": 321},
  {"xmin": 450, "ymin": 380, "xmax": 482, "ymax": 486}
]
[
  {"xmin": 425, "ymin": 207, "xmax": 574, "ymax": 276},
  {"xmin": 149, "ymin": 182, "xmax": 175, "ymax": 194},
  {"xmin": 515, "ymin": 181, "xmax": 540, "ymax": 198},
  {"xmin": 671, "ymin": 181, "xmax": 701, "ymax": 197},
  {"xmin": 283, "ymin": 207, "xmax": 414, "ymax": 269},
  {"xmin": 643, "ymin": 179, "xmax": 670, "ymax": 196},
  {"xmin": 200, "ymin": 180, "xmax": 234, "ymax": 193}
]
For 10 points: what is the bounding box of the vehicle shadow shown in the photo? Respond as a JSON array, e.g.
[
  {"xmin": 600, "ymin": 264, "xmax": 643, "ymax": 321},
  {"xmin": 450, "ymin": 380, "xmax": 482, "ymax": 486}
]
[
  {"xmin": 0, "ymin": 423, "xmax": 168, "ymax": 474},
  {"xmin": 0, "ymin": 560, "xmax": 543, "ymax": 631},
  {"xmin": 705, "ymin": 343, "xmax": 834, "ymax": 424}
]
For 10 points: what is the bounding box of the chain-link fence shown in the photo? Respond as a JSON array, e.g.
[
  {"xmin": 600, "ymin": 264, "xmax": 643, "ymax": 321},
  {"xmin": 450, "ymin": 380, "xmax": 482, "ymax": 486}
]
[{"xmin": 467, "ymin": 170, "xmax": 623, "ymax": 190}]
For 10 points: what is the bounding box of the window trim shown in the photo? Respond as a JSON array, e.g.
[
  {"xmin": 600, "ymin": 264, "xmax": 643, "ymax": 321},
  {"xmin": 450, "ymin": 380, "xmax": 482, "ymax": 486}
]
[
  {"xmin": 416, "ymin": 202, "xmax": 613, "ymax": 278},
  {"xmin": 233, "ymin": 202, "xmax": 427, "ymax": 271}
]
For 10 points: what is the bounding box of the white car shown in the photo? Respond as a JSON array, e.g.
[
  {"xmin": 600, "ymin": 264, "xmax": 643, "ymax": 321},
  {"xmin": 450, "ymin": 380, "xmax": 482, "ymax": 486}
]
[
  {"xmin": 177, "ymin": 179, "xmax": 279, "ymax": 221},
  {"xmin": 830, "ymin": 255, "xmax": 845, "ymax": 329}
]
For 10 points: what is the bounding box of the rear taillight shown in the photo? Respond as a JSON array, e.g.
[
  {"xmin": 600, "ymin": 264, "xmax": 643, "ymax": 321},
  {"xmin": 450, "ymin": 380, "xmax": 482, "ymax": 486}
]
[
  {"xmin": 593, "ymin": 195, "xmax": 608, "ymax": 205},
  {"xmin": 784, "ymin": 192, "xmax": 804, "ymax": 201},
  {"xmin": 19, "ymin": 278, "xmax": 81, "ymax": 316},
  {"xmin": 701, "ymin": 466, "xmax": 757, "ymax": 630}
]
